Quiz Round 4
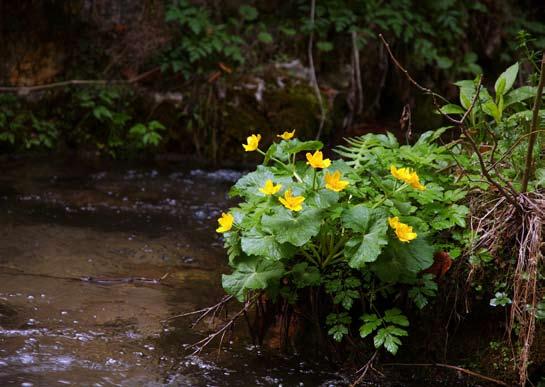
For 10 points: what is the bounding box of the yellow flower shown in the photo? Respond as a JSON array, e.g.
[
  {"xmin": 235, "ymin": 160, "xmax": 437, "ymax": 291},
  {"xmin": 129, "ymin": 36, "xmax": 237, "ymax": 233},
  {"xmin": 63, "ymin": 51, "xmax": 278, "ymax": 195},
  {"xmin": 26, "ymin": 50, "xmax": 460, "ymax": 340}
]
[
  {"xmin": 388, "ymin": 216, "xmax": 417, "ymax": 243},
  {"xmin": 277, "ymin": 130, "xmax": 295, "ymax": 140},
  {"xmin": 390, "ymin": 165, "xmax": 426, "ymax": 191},
  {"xmin": 216, "ymin": 212, "xmax": 234, "ymax": 233},
  {"xmin": 279, "ymin": 189, "xmax": 305, "ymax": 212},
  {"xmin": 259, "ymin": 179, "xmax": 282, "ymax": 195},
  {"xmin": 306, "ymin": 150, "xmax": 331, "ymax": 169},
  {"xmin": 324, "ymin": 170, "xmax": 349, "ymax": 192},
  {"xmin": 242, "ymin": 134, "xmax": 261, "ymax": 152}
]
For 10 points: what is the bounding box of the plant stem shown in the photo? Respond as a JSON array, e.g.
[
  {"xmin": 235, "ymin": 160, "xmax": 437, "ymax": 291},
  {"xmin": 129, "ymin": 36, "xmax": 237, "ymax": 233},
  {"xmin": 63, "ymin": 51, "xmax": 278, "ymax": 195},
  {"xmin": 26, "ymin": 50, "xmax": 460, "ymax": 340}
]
[
  {"xmin": 312, "ymin": 168, "xmax": 317, "ymax": 190},
  {"xmin": 522, "ymin": 52, "xmax": 545, "ymax": 192},
  {"xmin": 301, "ymin": 249, "xmax": 320, "ymax": 267}
]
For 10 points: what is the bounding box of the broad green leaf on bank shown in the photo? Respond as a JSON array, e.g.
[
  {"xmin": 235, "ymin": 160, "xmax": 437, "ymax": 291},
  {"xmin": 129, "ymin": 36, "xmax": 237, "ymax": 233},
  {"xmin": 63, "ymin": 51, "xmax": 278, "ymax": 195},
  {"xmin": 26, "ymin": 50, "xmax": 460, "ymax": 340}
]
[
  {"xmin": 306, "ymin": 189, "xmax": 339, "ymax": 209},
  {"xmin": 494, "ymin": 62, "xmax": 519, "ymax": 96},
  {"xmin": 342, "ymin": 205, "xmax": 388, "ymax": 267},
  {"xmin": 370, "ymin": 237, "xmax": 434, "ymax": 283},
  {"xmin": 222, "ymin": 256, "xmax": 285, "ymax": 301},
  {"xmin": 504, "ymin": 86, "xmax": 536, "ymax": 107},
  {"xmin": 265, "ymin": 139, "xmax": 323, "ymax": 164},
  {"xmin": 229, "ymin": 165, "xmax": 292, "ymax": 198},
  {"xmin": 241, "ymin": 228, "xmax": 297, "ymax": 261},
  {"xmin": 262, "ymin": 208, "xmax": 322, "ymax": 246}
]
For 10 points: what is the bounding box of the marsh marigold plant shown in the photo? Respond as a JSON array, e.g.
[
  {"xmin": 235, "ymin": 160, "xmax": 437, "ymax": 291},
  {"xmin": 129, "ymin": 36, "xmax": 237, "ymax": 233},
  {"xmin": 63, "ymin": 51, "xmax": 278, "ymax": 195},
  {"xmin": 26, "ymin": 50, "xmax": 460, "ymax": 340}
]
[{"xmin": 217, "ymin": 129, "xmax": 469, "ymax": 355}]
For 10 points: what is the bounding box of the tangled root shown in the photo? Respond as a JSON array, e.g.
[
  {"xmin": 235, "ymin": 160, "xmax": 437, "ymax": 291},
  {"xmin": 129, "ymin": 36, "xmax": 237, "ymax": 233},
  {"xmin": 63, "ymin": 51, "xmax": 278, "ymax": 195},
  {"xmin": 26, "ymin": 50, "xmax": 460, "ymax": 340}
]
[{"xmin": 470, "ymin": 192, "xmax": 545, "ymax": 385}]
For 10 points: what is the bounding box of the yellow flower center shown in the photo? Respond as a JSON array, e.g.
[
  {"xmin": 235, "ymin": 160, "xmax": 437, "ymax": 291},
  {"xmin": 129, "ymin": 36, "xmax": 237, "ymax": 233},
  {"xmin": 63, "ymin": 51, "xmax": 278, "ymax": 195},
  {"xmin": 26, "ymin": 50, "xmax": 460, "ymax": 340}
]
[
  {"xmin": 259, "ymin": 179, "xmax": 282, "ymax": 195},
  {"xmin": 242, "ymin": 134, "xmax": 261, "ymax": 152},
  {"xmin": 324, "ymin": 170, "xmax": 349, "ymax": 192},
  {"xmin": 279, "ymin": 189, "xmax": 305, "ymax": 212},
  {"xmin": 306, "ymin": 150, "xmax": 331, "ymax": 169},
  {"xmin": 216, "ymin": 212, "xmax": 234, "ymax": 233},
  {"xmin": 277, "ymin": 130, "xmax": 295, "ymax": 140}
]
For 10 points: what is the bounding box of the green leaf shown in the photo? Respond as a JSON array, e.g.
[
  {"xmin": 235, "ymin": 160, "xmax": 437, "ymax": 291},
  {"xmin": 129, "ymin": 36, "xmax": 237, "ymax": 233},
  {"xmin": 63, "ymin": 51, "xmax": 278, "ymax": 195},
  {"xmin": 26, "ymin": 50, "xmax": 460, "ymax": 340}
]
[
  {"xmin": 306, "ymin": 189, "xmax": 339, "ymax": 209},
  {"xmin": 383, "ymin": 330, "xmax": 402, "ymax": 354},
  {"xmin": 382, "ymin": 308, "xmax": 409, "ymax": 327},
  {"xmin": 264, "ymin": 139, "xmax": 322, "ymax": 164},
  {"xmin": 436, "ymin": 56, "xmax": 453, "ymax": 69},
  {"xmin": 129, "ymin": 123, "xmax": 146, "ymax": 136},
  {"xmin": 289, "ymin": 262, "xmax": 321, "ymax": 288},
  {"xmin": 482, "ymin": 100, "xmax": 501, "ymax": 122},
  {"xmin": 229, "ymin": 166, "xmax": 292, "ymax": 199},
  {"xmin": 239, "ymin": 5, "xmax": 258, "ymax": 21},
  {"xmin": 258, "ymin": 32, "xmax": 273, "ymax": 44},
  {"xmin": 241, "ymin": 228, "xmax": 297, "ymax": 261},
  {"xmin": 342, "ymin": 205, "xmax": 388, "ymax": 268},
  {"xmin": 222, "ymin": 256, "xmax": 285, "ymax": 301},
  {"xmin": 328, "ymin": 324, "xmax": 348, "ymax": 342},
  {"xmin": 371, "ymin": 237, "xmax": 434, "ymax": 283},
  {"xmin": 316, "ymin": 41, "xmax": 334, "ymax": 52},
  {"xmin": 494, "ymin": 63, "xmax": 519, "ymax": 96},
  {"xmin": 359, "ymin": 314, "xmax": 381, "ymax": 338},
  {"xmin": 504, "ymin": 86, "xmax": 536, "ymax": 107},
  {"xmin": 262, "ymin": 208, "xmax": 322, "ymax": 247},
  {"xmin": 438, "ymin": 104, "xmax": 465, "ymax": 115}
]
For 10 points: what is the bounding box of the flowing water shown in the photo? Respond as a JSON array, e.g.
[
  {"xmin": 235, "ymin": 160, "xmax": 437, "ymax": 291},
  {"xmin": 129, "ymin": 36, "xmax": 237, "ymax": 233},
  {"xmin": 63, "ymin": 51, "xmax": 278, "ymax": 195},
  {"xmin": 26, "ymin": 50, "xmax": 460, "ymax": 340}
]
[{"xmin": 0, "ymin": 157, "xmax": 488, "ymax": 386}]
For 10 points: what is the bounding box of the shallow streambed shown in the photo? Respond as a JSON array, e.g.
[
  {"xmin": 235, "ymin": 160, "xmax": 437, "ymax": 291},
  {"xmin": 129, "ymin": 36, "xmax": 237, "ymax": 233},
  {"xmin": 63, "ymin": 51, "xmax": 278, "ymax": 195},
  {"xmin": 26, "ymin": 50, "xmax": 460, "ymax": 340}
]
[{"xmin": 0, "ymin": 157, "xmax": 490, "ymax": 386}]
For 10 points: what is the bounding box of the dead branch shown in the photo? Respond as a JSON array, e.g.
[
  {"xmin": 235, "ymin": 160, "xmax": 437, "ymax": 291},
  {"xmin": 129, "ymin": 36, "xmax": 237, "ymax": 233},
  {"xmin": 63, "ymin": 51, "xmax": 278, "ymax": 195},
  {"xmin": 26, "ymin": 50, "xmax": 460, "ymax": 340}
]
[
  {"xmin": 162, "ymin": 295, "xmax": 234, "ymax": 324},
  {"xmin": 382, "ymin": 363, "xmax": 508, "ymax": 386},
  {"xmin": 0, "ymin": 67, "xmax": 161, "ymax": 94},
  {"xmin": 187, "ymin": 294, "xmax": 259, "ymax": 356}
]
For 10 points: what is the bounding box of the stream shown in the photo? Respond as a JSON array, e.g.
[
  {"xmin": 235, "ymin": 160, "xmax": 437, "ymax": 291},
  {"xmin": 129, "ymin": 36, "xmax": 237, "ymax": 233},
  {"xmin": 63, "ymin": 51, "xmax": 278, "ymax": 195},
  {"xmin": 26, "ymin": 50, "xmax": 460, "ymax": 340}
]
[{"xmin": 0, "ymin": 157, "xmax": 488, "ymax": 386}]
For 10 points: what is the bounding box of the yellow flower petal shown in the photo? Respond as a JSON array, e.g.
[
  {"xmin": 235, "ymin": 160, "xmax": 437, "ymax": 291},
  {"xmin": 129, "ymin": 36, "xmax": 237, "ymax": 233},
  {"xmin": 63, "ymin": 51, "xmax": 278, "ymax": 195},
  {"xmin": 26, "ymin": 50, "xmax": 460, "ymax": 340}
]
[
  {"xmin": 390, "ymin": 165, "xmax": 425, "ymax": 191},
  {"xmin": 306, "ymin": 150, "xmax": 331, "ymax": 169},
  {"xmin": 388, "ymin": 216, "xmax": 417, "ymax": 243},
  {"xmin": 259, "ymin": 179, "xmax": 282, "ymax": 195},
  {"xmin": 279, "ymin": 189, "xmax": 305, "ymax": 211},
  {"xmin": 216, "ymin": 212, "xmax": 234, "ymax": 233},
  {"xmin": 277, "ymin": 130, "xmax": 295, "ymax": 140},
  {"xmin": 324, "ymin": 170, "xmax": 349, "ymax": 192},
  {"xmin": 242, "ymin": 134, "xmax": 261, "ymax": 152}
]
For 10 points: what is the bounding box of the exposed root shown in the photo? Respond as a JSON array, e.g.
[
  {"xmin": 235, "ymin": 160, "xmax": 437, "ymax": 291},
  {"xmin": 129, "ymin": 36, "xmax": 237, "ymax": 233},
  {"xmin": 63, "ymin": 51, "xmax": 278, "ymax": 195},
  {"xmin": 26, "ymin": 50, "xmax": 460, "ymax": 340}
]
[
  {"xmin": 469, "ymin": 192, "xmax": 545, "ymax": 385},
  {"xmin": 350, "ymin": 350, "xmax": 378, "ymax": 386}
]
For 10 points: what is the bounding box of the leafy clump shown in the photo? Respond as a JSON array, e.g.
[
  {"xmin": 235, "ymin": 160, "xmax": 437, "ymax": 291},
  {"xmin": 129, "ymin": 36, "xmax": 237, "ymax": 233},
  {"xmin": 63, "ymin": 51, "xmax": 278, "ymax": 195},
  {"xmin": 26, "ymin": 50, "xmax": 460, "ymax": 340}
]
[{"xmin": 218, "ymin": 129, "xmax": 468, "ymax": 354}]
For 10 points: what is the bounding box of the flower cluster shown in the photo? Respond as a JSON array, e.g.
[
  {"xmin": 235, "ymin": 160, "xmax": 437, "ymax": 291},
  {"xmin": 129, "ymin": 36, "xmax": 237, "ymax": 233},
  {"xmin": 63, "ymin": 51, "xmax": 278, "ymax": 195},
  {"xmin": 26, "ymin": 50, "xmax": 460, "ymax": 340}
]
[{"xmin": 220, "ymin": 132, "xmax": 427, "ymax": 246}]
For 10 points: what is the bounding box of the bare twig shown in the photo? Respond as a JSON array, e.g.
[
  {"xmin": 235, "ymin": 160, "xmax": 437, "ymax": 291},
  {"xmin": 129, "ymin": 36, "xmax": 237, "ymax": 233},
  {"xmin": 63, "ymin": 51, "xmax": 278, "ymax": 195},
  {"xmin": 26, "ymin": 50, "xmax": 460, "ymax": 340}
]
[
  {"xmin": 382, "ymin": 363, "xmax": 508, "ymax": 386},
  {"xmin": 0, "ymin": 67, "xmax": 161, "ymax": 94},
  {"xmin": 162, "ymin": 295, "xmax": 234, "ymax": 323},
  {"xmin": 308, "ymin": 0, "xmax": 326, "ymax": 140},
  {"xmin": 188, "ymin": 294, "xmax": 259, "ymax": 355},
  {"xmin": 350, "ymin": 350, "xmax": 378, "ymax": 386},
  {"xmin": 521, "ymin": 52, "xmax": 545, "ymax": 192}
]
